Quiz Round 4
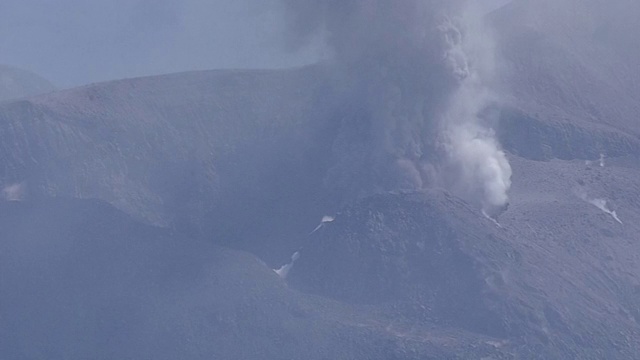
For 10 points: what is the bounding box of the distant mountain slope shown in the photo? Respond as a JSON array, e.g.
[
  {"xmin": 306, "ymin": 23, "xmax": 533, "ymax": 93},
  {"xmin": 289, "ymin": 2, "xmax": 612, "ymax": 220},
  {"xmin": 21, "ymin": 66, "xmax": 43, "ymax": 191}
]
[
  {"xmin": 1, "ymin": 56, "xmax": 639, "ymax": 265},
  {"xmin": 492, "ymin": 0, "xmax": 640, "ymax": 134},
  {"xmin": 0, "ymin": 66, "xmax": 340, "ymax": 261},
  {"xmin": 0, "ymin": 65, "xmax": 55, "ymax": 101}
]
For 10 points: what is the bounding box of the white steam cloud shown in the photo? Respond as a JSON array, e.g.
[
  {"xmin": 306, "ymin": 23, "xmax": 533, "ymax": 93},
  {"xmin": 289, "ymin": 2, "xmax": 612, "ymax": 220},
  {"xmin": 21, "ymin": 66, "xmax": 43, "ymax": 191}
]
[
  {"xmin": 575, "ymin": 187, "xmax": 623, "ymax": 224},
  {"xmin": 585, "ymin": 154, "xmax": 606, "ymax": 168},
  {"xmin": 588, "ymin": 198, "xmax": 623, "ymax": 224},
  {"xmin": 274, "ymin": 251, "xmax": 301, "ymax": 279},
  {"xmin": 310, "ymin": 215, "xmax": 336, "ymax": 235},
  {"xmin": 447, "ymin": 124, "xmax": 512, "ymax": 210},
  {"xmin": 2, "ymin": 183, "xmax": 25, "ymax": 201},
  {"xmin": 284, "ymin": 0, "xmax": 511, "ymax": 211},
  {"xmin": 440, "ymin": 10, "xmax": 512, "ymax": 212}
]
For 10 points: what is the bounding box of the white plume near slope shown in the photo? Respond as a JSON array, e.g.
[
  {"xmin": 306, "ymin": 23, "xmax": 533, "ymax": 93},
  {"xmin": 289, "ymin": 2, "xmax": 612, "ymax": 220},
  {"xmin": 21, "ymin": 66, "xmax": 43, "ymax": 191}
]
[
  {"xmin": 440, "ymin": 6, "xmax": 512, "ymax": 213},
  {"xmin": 321, "ymin": 215, "xmax": 335, "ymax": 223},
  {"xmin": 2, "ymin": 183, "xmax": 25, "ymax": 201},
  {"xmin": 274, "ymin": 252, "xmax": 300, "ymax": 279},
  {"xmin": 585, "ymin": 154, "xmax": 606, "ymax": 168},
  {"xmin": 446, "ymin": 121, "xmax": 512, "ymax": 212},
  {"xmin": 574, "ymin": 187, "xmax": 622, "ymax": 224},
  {"xmin": 310, "ymin": 215, "xmax": 335, "ymax": 235},
  {"xmin": 482, "ymin": 209, "xmax": 503, "ymax": 228},
  {"xmin": 588, "ymin": 198, "xmax": 623, "ymax": 224}
]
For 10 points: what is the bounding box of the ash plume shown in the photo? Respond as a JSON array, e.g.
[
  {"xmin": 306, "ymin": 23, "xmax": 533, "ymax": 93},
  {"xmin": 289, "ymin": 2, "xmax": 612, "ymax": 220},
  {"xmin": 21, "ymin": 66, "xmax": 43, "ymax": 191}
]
[{"xmin": 283, "ymin": 0, "xmax": 511, "ymax": 211}]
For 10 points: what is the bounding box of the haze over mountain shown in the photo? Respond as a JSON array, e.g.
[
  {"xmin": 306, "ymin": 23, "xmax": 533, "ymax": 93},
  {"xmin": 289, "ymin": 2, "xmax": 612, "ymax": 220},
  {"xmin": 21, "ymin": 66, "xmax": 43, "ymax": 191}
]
[
  {"xmin": 2, "ymin": 0, "xmax": 640, "ymax": 359},
  {"xmin": 0, "ymin": 0, "xmax": 508, "ymax": 88},
  {"xmin": 0, "ymin": 0, "xmax": 319, "ymax": 87},
  {"xmin": 0, "ymin": 65, "xmax": 54, "ymax": 101}
]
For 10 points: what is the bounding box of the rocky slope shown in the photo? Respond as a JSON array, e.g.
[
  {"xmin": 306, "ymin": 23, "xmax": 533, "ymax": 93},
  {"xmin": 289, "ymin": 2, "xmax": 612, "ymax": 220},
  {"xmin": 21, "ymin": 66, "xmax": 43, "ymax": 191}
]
[
  {"xmin": 291, "ymin": 157, "xmax": 640, "ymax": 358},
  {"xmin": 0, "ymin": 66, "xmax": 341, "ymax": 262},
  {"xmin": 492, "ymin": 0, "xmax": 640, "ymax": 137},
  {"xmin": 0, "ymin": 198, "xmax": 513, "ymax": 360}
]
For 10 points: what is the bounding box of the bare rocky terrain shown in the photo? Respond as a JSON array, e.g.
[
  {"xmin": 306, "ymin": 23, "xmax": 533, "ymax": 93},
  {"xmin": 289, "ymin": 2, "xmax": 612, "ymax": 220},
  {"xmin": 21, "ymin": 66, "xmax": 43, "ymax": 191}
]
[{"xmin": 2, "ymin": 0, "xmax": 640, "ymax": 359}]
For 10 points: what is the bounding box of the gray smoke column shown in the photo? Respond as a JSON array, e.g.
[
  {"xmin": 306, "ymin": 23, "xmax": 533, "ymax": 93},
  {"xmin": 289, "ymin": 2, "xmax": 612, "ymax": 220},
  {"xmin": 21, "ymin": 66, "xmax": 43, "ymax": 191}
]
[
  {"xmin": 284, "ymin": 0, "xmax": 511, "ymax": 211},
  {"xmin": 439, "ymin": 8, "xmax": 512, "ymax": 212}
]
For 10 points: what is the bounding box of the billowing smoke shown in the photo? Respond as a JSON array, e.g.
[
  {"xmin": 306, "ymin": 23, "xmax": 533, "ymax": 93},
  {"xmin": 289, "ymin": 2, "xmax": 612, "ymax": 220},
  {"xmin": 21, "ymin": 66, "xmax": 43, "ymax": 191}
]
[
  {"xmin": 440, "ymin": 17, "xmax": 512, "ymax": 213},
  {"xmin": 283, "ymin": 0, "xmax": 511, "ymax": 212}
]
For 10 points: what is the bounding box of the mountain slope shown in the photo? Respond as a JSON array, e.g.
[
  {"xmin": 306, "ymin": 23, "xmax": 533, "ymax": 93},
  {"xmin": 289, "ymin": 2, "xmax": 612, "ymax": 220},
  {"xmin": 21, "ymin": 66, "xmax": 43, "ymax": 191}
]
[
  {"xmin": 291, "ymin": 171, "xmax": 640, "ymax": 358},
  {"xmin": 492, "ymin": 0, "xmax": 640, "ymax": 135},
  {"xmin": 0, "ymin": 198, "xmax": 513, "ymax": 359},
  {"xmin": 0, "ymin": 66, "xmax": 341, "ymax": 262}
]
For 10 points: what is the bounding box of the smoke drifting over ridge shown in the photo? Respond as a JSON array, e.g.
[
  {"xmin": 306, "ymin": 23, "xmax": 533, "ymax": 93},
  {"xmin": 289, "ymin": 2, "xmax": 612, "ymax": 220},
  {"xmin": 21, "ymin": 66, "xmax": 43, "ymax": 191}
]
[{"xmin": 284, "ymin": 0, "xmax": 511, "ymax": 212}]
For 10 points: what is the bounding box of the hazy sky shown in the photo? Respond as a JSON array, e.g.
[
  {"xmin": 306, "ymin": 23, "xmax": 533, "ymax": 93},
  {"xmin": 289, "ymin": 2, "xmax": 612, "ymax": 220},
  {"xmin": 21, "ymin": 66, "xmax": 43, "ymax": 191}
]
[{"xmin": 0, "ymin": 0, "xmax": 512, "ymax": 88}]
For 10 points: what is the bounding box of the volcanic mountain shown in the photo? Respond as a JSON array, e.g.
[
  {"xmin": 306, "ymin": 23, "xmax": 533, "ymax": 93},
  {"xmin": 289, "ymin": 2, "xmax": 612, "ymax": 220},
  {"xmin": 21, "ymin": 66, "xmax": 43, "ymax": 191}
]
[{"xmin": 2, "ymin": 0, "xmax": 640, "ymax": 358}]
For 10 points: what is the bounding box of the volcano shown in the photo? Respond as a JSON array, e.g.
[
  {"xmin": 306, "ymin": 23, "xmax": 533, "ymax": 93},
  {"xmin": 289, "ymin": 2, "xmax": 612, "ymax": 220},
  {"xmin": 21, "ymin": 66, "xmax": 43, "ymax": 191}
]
[{"xmin": 2, "ymin": 0, "xmax": 640, "ymax": 358}]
